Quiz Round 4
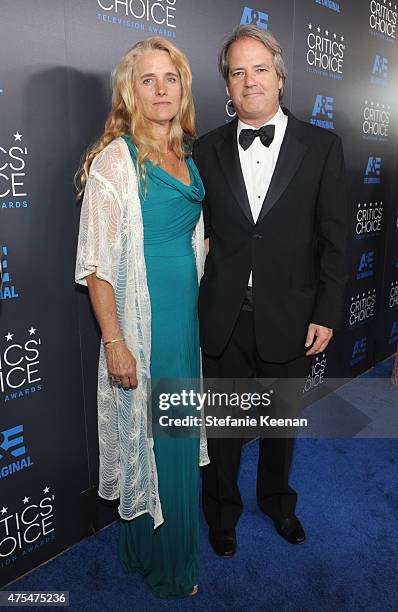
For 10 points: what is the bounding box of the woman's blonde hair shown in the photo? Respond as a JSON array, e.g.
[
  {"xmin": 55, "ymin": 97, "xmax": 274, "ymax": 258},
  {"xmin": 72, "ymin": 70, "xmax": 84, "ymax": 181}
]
[{"xmin": 76, "ymin": 37, "xmax": 195, "ymax": 198}]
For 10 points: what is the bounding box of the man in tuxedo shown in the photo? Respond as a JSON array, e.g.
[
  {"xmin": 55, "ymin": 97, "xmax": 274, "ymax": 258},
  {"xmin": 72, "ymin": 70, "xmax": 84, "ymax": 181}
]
[{"xmin": 193, "ymin": 24, "xmax": 348, "ymax": 556}]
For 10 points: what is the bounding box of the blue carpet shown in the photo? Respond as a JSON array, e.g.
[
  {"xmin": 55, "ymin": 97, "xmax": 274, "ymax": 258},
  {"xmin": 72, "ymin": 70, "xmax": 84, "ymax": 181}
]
[{"xmin": 9, "ymin": 359, "xmax": 398, "ymax": 611}]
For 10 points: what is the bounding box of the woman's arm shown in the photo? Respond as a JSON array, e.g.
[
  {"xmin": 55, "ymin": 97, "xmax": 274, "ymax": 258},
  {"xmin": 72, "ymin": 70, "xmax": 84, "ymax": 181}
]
[{"xmin": 87, "ymin": 273, "xmax": 137, "ymax": 389}]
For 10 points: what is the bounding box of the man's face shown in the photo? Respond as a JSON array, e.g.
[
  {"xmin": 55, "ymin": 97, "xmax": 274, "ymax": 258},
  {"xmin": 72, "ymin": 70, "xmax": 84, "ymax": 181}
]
[{"xmin": 227, "ymin": 37, "xmax": 282, "ymax": 127}]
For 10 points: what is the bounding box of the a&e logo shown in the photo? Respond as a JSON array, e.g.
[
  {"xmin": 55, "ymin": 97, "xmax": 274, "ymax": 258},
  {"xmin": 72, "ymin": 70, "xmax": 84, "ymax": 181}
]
[
  {"xmin": 240, "ymin": 7, "xmax": 269, "ymax": 29},
  {"xmin": 310, "ymin": 95, "xmax": 334, "ymax": 129},
  {"xmin": 350, "ymin": 336, "xmax": 368, "ymax": 366},
  {"xmin": 370, "ymin": 55, "xmax": 388, "ymax": 86},
  {"xmin": 0, "ymin": 246, "xmax": 19, "ymax": 300},
  {"xmin": 0, "ymin": 424, "xmax": 33, "ymax": 480},
  {"xmin": 364, "ymin": 156, "xmax": 382, "ymax": 184},
  {"xmin": 356, "ymin": 250, "xmax": 375, "ymax": 280}
]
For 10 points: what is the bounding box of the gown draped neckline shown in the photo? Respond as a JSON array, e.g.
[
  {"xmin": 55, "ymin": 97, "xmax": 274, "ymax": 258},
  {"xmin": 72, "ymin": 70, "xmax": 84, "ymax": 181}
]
[{"xmin": 123, "ymin": 134, "xmax": 205, "ymax": 204}]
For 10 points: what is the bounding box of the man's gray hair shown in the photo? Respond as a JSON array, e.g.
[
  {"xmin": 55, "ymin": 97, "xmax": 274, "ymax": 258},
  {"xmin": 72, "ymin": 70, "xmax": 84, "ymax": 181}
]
[{"xmin": 218, "ymin": 24, "xmax": 287, "ymax": 99}]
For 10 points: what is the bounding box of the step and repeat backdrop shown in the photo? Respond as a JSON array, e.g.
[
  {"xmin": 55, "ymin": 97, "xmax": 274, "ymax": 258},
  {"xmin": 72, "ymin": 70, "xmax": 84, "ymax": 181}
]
[{"xmin": 1, "ymin": 0, "xmax": 397, "ymax": 587}]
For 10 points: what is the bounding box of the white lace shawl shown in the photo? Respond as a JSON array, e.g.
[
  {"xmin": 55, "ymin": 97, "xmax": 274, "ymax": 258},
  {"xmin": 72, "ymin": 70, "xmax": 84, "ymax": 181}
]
[{"xmin": 75, "ymin": 137, "xmax": 209, "ymax": 527}]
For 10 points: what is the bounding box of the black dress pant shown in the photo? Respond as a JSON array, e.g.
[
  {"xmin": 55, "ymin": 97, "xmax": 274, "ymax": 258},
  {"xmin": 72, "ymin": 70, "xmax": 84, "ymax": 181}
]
[{"xmin": 201, "ymin": 290, "xmax": 310, "ymax": 531}]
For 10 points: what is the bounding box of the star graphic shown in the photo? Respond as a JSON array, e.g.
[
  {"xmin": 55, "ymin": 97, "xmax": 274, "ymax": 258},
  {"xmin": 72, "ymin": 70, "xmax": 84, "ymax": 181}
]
[
  {"xmin": 14, "ymin": 132, "xmax": 22, "ymax": 141},
  {"xmin": 28, "ymin": 327, "xmax": 36, "ymax": 335},
  {"xmin": 317, "ymin": 26, "xmax": 320, "ymax": 33},
  {"xmin": 1, "ymin": 507, "xmax": 8, "ymax": 515},
  {"xmin": 22, "ymin": 496, "xmax": 29, "ymax": 504},
  {"xmin": 5, "ymin": 332, "xmax": 13, "ymax": 341},
  {"xmin": 308, "ymin": 23, "xmax": 312, "ymax": 29},
  {"xmin": 333, "ymin": 32, "xmax": 337, "ymax": 39},
  {"xmin": 341, "ymin": 36, "xmax": 344, "ymax": 42},
  {"xmin": 325, "ymin": 30, "xmax": 329, "ymax": 36},
  {"xmin": 43, "ymin": 486, "xmax": 50, "ymax": 494}
]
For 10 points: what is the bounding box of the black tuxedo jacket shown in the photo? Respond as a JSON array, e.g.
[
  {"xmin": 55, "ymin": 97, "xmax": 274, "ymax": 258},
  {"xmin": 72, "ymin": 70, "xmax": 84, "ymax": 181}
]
[{"xmin": 193, "ymin": 108, "xmax": 348, "ymax": 363}]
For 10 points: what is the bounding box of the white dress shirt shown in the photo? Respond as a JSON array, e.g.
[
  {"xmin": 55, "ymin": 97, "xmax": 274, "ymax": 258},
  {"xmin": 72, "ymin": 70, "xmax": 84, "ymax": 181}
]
[{"xmin": 237, "ymin": 106, "xmax": 288, "ymax": 286}]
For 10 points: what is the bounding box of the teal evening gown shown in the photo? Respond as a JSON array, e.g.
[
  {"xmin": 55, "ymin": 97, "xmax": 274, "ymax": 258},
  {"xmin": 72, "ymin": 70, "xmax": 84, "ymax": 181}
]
[{"xmin": 118, "ymin": 136, "xmax": 204, "ymax": 598}]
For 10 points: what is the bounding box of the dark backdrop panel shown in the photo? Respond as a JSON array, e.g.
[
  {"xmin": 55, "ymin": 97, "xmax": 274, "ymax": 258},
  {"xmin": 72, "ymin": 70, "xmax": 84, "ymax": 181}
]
[
  {"xmin": 1, "ymin": 0, "xmax": 397, "ymax": 586},
  {"xmin": 1, "ymin": 1, "xmax": 90, "ymax": 586}
]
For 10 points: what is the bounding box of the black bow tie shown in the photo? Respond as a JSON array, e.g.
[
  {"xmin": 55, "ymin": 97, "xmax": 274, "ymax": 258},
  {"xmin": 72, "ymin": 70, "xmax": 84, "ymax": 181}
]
[{"xmin": 239, "ymin": 124, "xmax": 275, "ymax": 151}]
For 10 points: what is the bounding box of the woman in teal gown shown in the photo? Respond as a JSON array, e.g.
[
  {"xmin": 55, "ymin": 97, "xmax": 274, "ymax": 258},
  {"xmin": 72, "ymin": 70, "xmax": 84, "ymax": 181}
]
[
  {"xmin": 76, "ymin": 37, "xmax": 206, "ymax": 600},
  {"xmin": 118, "ymin": 137, "xmax": 204, "ymax": 598}
]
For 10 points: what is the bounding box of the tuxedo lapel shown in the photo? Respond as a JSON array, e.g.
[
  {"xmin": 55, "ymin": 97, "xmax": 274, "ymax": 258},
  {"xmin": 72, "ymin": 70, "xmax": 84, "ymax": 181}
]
[
  {"xmin": 215, "ymin": 119, "xmax": 254, "ymax": 225},
  {"xmin": 257, "ymin": 116, "xmax": 308, "ymax": 224}
]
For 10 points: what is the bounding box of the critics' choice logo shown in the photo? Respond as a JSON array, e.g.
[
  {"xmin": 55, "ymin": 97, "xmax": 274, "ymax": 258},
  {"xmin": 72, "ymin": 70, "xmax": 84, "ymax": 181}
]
[
  {"xmin": 389, "ymin": 320, "xmax": 398, "ymax": 344},
  {"xmin": 389, "ymin": 280, "xmax": 398, "ymax": 308},
  {"xmin": 310, "ymin": 95, "xmax": 334, "ymax": 129},
  {"xmin": 350, "ymin": 336, "xmax": 368, "ymax": 367},
  {"xmin": 0, "ymin": 424, "xmax": 33, "ymax": 480},
  {"xmin": 356, "ymin": 250, "xmax": 375, "ymax": 280},
  {"xmin": 370, "ymin": 54, "xmax": 389, "ymax": 85},
  {"xmin": 303, "ymin": 353, "xmax": 327, "ymax": 394},
  {"xmin": 355, "ymin": 202, "xmax": 383, "ymax": 238},
  {"xmin": 306, "ymin": 24, "xmax": 345, "ymax": 79},
  {"xmin": 369, "ymin": 0, "xmax": 397, "ymax": 41},
  {"xmin": 1, "ymin": 132, "xmax": 29, "ymax": 211},
  {"xmin": 364, "ymin": 156, "xmax": 382, "ymax": 184},
  {"xmin": 240, "ymin": 7, "xmax": 268, "ymax": 29},
  {"xmin": 362, "ymin": 100, "xmax": 391, "ymax": 140},
  {"xmin": 0, "ymin": 328, "xmax": 42, "ymax": 402},
  {"xmin": 0, "ymin": 246, "xmax": 19, "ymax": 300},
  {"xmin": 0, "ymin": 486, "xmax": 56, "ymax": 563},
  {"xmin": 96, "ymin": 0, "xmax": 176, "ymax": 37},
  {"xmin": 315, "ymin": 0, "xmax": 341, "ymax": 13},
  {"xmin": 349, "ymin": 289, "xmax": 376, "ymax": 326}
]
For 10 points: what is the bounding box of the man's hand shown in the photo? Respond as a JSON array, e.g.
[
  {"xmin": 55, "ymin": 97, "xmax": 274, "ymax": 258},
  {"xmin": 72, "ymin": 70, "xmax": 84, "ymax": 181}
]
[{"xmin": 305, "ymin": 323, "xmax": 333, "ymax": 356}]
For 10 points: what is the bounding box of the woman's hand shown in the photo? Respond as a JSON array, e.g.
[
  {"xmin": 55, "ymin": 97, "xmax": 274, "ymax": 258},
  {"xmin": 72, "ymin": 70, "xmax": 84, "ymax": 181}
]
[{"xmin": 105, "ymin": 341, "xmax": 138, "ymax": 389}]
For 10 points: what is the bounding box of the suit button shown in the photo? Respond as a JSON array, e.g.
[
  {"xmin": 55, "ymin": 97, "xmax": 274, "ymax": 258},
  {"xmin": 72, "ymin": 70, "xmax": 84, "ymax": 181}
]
[{"xmin": 252, "ymin": 233, "xmax": 262, "ymax": 239}]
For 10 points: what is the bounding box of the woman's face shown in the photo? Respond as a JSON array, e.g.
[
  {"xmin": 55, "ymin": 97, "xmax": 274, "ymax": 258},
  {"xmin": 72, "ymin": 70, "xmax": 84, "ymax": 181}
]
[{"xmin": 135, "ymin": 50, "xmax": 182, "ymax": 126}]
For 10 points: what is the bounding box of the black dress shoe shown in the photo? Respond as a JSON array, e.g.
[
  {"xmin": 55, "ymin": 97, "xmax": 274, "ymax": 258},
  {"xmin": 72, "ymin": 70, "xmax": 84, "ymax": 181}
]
[
  {"xmin": 209, "ymin": 528, "xmax": 237, "ymax": 557},
  {"xmin": 273, "ymin": 515, "xmax": 306, "ymax": 544}
]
